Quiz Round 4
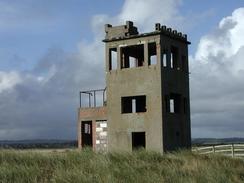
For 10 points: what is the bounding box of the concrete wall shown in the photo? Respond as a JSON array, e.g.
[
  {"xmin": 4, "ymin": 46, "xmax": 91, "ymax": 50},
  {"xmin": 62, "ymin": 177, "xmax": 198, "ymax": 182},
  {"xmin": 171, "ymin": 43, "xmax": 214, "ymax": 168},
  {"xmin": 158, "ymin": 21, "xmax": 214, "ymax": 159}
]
[
  {"xmin": 106, "ymin": 35, "xmax": 164, "ymax": 152},
  {"xmin": 105, "ymin": 29, "xmax": 191, "ymax": 152},
  {"xmin": 160, "ymin": 34, "xmax": 191, "ymax": 150}
]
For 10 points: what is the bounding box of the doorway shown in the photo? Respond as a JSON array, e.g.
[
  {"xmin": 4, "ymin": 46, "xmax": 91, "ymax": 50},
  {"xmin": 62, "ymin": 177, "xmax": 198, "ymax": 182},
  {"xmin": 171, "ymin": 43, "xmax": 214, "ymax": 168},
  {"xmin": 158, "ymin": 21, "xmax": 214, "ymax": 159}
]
[
  {"xmin": 132, "ymin": 132, "xmax": 146, "ymax": 150},
  {"xmin": 81, "ymin": 121, "xmax": 93, "ymax": 147}
]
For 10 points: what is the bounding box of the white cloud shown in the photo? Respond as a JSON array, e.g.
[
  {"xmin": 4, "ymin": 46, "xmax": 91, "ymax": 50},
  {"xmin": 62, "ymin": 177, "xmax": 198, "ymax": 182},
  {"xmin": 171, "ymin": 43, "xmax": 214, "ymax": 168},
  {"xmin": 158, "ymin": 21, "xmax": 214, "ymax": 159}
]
[
  {"xmin": 91, "ymin": 0, "xmax": 184, "ymax": 36},
  {"xmin": 0, "ymin": 71, "xmax": 22, "ymax": 93},
  {"xmin": 0, "ymin": 0, "xmax": 182, "ymax": 140},
  {"xmin": 191, "ymin": 7, "xmax": 244, "ymax": 138},
  {"xmin": 118, "ymin": 0, "xmax": 183, "ymax": 31},
  {"xmin": 195, "ymin": 8, "xmax": 244, "ymax": 66}
]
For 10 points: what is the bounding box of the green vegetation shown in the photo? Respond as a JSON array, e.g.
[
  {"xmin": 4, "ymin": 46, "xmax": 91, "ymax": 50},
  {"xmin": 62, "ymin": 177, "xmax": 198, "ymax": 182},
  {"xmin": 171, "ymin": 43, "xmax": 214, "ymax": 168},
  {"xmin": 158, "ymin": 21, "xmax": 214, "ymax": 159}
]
[{"xmin": 0, "ymin": 149, "xmax": 244, "ymax": 183}]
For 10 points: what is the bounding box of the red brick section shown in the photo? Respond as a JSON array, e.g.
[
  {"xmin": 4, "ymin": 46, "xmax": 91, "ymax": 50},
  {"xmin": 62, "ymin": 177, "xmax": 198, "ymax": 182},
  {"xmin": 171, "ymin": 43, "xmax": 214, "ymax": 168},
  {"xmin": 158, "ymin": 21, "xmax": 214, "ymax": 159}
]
[
  {"xmin": 92, "ymin": 120, "xmax": 96, "ymax": 151},
  {"xmin": 78, "ymin": 107, "xmax": 107, "ymax": 149},
  {"xmin": 79, "ymin": 107, "xmax": 107, "ymax": 120}
]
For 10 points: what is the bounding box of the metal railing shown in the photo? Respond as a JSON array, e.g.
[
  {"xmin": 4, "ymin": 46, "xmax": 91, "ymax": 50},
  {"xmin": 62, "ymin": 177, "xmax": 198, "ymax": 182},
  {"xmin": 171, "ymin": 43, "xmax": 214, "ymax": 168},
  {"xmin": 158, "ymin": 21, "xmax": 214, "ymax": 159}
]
[
  {"xmin": 79, "ymin": 88, "xmax": 106, "ymax": 108},
  {"xmin": 192, "ymin": 144, "xmax": 244, "ymax": 158}
]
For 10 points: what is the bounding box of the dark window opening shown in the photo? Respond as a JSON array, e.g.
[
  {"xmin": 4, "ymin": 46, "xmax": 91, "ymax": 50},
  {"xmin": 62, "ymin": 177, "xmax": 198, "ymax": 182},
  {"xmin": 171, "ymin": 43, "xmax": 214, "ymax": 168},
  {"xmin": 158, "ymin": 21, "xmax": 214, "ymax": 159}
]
[
  {"xmin": 148, "ymin": 42, "xmax": 157, "ymax": 65},
  {"xmin": 81, "ymin": 121, "xmax": 93, "ymax": 147},
  {"xmin": 121, "ymin": 95, "xmax": 146, "ymax": 113},
  {"xmin": 166, "ymin": 93, "xmax": 181, "ymax": 114},
  {"xmin": 109, "ymin": 48, "xmax": 117, "ymax": 70},
  {"xmin": 170, "ymin": 46, "xmax": 179, "ymax": 69},
  {"xmin": 132, "ymin": 132, "xmax": 146, "ymax": 150},
  {"xmin": 162, "ymin": 49, "xmax": 167, "ymax": 67},
  {"xmin": 121, "ymin": 44, "xmax": 144, "ymax": 68}
]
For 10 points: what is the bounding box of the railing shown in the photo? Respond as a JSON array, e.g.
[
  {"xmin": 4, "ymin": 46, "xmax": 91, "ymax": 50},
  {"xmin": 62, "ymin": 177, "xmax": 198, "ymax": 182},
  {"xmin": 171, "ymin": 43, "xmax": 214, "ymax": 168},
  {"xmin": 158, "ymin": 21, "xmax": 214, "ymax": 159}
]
[
  {"xmin": 192, "ymin": 144, "xmax": 244, "ymax": 158},
  {"xmin": 79, "ymin": 88, "xmax": 106, "ymax": 108}
]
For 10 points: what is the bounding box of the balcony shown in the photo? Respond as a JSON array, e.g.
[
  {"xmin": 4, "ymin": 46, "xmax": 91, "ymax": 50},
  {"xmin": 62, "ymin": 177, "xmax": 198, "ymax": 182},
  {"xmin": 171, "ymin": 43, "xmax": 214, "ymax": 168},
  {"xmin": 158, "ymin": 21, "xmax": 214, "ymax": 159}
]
[{"xmin": 79, "ymin": 88, "xmax": 107, "ymax": 108}]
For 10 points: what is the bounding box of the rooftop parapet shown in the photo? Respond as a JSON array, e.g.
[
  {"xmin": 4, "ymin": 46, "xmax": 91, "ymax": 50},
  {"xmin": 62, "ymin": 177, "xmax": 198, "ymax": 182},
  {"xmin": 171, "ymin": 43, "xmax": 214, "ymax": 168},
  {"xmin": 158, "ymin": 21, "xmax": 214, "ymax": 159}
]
[
  {"xmin": 105, "ymin": 21, "xmax": 139, "ymax": 40},
  {"xmin": 103, "ymin": 21, "xmax": 190, "ymax": 44},
  {"xmin": 154, "ymin": 23, "xmax": 187, "ymax": 41}
]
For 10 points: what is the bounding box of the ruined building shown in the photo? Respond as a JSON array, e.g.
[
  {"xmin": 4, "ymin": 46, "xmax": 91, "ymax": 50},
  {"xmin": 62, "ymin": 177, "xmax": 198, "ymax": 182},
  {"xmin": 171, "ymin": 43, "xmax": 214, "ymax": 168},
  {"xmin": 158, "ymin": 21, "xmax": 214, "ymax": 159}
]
[{"xmin": 78, "ymin": 21, "xmax": 191, "ymax": 152}]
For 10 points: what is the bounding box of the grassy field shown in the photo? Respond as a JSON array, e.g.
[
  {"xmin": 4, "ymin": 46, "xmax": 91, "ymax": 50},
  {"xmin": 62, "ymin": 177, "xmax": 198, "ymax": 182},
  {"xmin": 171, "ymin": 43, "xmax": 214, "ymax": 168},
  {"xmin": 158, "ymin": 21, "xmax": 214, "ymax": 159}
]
[{"xmin": 0, "ymin": 149, "xmax": 244, "ymax": 183}]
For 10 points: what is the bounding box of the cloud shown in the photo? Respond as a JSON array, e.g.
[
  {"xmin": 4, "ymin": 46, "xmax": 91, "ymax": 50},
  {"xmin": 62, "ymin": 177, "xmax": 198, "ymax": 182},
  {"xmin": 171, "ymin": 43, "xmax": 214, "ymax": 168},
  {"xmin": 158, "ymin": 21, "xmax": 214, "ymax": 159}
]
[
  {"xmin": 91, "ymin": 0, "xmax": 184, "ymax": 35},
  {"xmin": 0, "ymin": 0, "xmax": 243, "ymax": 140},
  {"xmin": 0, "ymin": 71, "xmax": 22, "ymax": 93},
  {"xmin": 0, "ymin": 0, "xmax": 184, "ymax": 140},
  {"xmin": 0, "ymin": 46, "xmax": 105, "ymax": 140},
  {"xmin": 118, "ymin": 0, "xmax": 183, "ymax": 31},
  {"xmin": 190, "ymin": 8, "xmax": 244, "ymax": 138}
]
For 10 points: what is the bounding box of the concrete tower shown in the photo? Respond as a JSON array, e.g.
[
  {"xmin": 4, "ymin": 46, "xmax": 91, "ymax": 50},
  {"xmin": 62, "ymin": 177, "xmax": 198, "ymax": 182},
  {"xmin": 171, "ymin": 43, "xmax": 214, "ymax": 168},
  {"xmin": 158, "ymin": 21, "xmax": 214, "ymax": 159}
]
[{"xmin": 78, "ymin": 21, "xmax": 191, "ymax": 152}]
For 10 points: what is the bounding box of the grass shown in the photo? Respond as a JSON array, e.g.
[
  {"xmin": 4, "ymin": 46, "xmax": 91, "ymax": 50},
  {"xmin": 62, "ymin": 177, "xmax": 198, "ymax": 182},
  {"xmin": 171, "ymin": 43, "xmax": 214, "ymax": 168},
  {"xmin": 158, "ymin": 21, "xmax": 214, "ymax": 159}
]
[{"xmin": 0, "ymin": 149, "xmax": 244, "ymax": 183}]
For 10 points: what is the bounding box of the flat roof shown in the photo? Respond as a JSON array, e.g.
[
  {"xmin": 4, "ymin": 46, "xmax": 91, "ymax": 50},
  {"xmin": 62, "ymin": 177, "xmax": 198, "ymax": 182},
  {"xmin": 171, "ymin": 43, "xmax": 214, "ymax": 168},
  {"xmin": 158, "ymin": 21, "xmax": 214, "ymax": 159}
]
[{"xmin": 103, "ymin": 30, "xmax": 191, "ymax": 44}]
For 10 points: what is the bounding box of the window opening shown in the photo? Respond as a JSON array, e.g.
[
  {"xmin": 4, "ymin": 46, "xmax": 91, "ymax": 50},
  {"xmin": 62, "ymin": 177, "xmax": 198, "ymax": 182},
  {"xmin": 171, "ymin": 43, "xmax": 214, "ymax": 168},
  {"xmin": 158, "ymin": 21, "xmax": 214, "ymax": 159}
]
[
  {"xmin": 167, "ymin": 93, "xmax": 181, "ymax": 114},
  {"xmin": 132, "ymin": 132, "xmax": 146, "ymax": 150},
  {"xmin": 170, "ymin": 99, "xmax": 175, "ymax": 113},
  {"xmin": 132, "ymin": 99, "xmax": 136, "ymax": 113},
  {"xmin": 81, "ymin": 121, "xmax": 93, "ymax": 147},
  {"xmin": 109, "ymin": 48, "xmax": 117, "ymax": 70},
  {"xmin": 121, "ymin": 44, "xmax": 144, "ymax": 68},
  {"xmin": 162, "ymin": 50, "xmax": 167, "ymax": 67},
  {"xmin": 121, "ymin": 95, "xmax": 146, "ymax": 113},
  {"xmin": 148, "ymin": 42, "xmax": 157, "ymax": 65}
]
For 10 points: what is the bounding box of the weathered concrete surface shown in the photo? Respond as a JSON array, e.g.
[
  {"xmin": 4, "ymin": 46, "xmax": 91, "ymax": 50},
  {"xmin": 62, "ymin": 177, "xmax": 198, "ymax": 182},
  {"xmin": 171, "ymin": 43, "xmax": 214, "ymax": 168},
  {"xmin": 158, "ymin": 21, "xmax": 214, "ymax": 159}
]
[{"xmin": 104, "ymin": 22, "xmax": 191, "ymax": 152}]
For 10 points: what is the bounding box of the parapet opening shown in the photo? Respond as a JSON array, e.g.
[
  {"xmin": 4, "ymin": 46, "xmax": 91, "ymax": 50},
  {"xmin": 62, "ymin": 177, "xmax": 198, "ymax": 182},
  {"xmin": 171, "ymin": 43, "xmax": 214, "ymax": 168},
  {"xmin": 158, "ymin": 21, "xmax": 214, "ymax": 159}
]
[
  {"xmin": 148, "ymin": 42, "xmax": 157, "ymax": 65},
  {"xmin": 121, "ymin": 95, "xmax": 146, "ymax": 113},
  {"xmin": 132, "ymin": 132, "xmax": 146, "ymax": 150},
  {"xmin": 121, "ymin": 45, "xmax": 144, "ymax": 68}
]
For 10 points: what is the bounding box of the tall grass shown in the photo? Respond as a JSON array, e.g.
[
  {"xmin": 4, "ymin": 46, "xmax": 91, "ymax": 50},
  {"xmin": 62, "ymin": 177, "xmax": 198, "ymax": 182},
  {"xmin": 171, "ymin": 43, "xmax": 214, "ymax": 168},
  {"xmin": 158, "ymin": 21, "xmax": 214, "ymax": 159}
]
[{"xmin": 0, "ymin": 149, "xmax": 244, "ymax": 183}]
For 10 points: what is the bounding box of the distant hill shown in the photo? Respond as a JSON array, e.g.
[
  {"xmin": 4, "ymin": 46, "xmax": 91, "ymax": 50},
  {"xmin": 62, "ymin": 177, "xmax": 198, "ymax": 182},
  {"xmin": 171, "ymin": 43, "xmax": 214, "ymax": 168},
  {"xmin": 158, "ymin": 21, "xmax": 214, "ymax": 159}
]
[
  {"xmin": 192, "ymin": 138, "xmax": 244, "ymax": 146},
  {"xmin": 0, "ymin": 139, "xmax": 77, "ymax": 149},
  {"xmin": 1, "ymin": 138, "xmax": 244, "ymax": 149}
]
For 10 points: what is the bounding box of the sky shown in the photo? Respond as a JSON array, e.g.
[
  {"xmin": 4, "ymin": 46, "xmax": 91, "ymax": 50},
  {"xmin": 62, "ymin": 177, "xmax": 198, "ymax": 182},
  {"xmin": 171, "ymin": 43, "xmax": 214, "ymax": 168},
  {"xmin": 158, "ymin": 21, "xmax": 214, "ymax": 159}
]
[{"xmin": 0, "ymin": 0, "xmax": 244, "ymax": 140}]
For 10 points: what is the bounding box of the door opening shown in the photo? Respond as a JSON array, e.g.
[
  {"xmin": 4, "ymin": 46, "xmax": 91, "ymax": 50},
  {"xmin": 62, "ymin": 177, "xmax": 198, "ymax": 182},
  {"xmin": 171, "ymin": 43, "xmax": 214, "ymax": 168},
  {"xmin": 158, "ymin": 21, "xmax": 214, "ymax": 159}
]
[
  {"xmin": 81, "ymin": 121, "xmax": 93, "ymax": 147},
  {"xmin": 132, "ymin": 132, "xmax": 146, "ymax": 150}
]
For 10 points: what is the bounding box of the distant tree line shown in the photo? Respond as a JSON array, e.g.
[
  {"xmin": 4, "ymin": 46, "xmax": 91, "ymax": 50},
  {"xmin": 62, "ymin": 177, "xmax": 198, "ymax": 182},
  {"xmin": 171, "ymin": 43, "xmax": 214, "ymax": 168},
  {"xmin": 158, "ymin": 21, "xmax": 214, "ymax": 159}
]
[{"xmin": 0, "ymin": 140, "xmax": 77, "ymax": 149}]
